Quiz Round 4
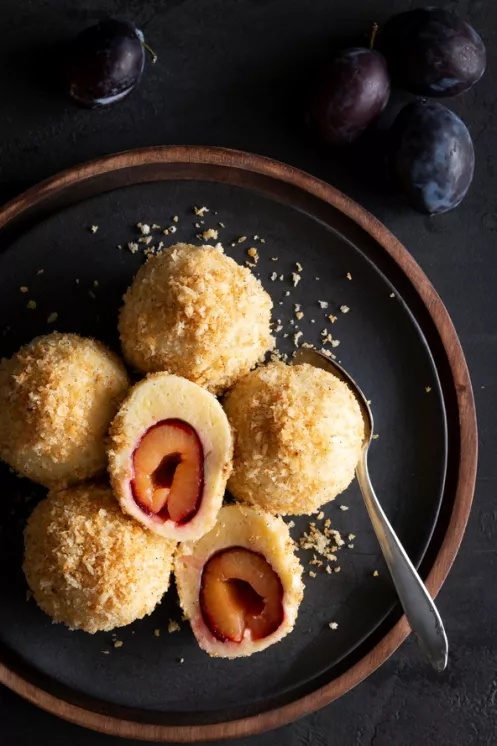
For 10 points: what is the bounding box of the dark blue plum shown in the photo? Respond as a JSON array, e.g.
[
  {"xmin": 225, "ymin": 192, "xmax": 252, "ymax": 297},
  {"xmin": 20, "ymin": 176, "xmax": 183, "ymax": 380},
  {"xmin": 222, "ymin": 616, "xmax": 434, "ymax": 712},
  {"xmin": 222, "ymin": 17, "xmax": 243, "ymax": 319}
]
[
  {"xmin": 67, "ymin": 19, "xmax": 145, "ymax": 108},
  {"xmin": 380, "ymin": 8, "xmax": 486, "ymax": 98},
  {"xmin": 308, "ymin": 48, "xmax": 390, "ymax": 145},
  {"xmin": 387, "ymin": 101, "xmax": 474, "ymax": 215}
]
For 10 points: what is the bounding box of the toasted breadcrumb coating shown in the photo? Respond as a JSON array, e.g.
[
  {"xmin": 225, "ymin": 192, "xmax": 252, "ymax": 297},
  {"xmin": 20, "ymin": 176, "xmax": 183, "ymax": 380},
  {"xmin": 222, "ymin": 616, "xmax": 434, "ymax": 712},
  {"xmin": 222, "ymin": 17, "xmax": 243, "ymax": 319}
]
[
  {"xmin": 223, "ymin": 362, "xmax": 365, "ymax": 515},
  {"xmin": 23, "ymin": 483, "xmax": 176, "ymax": 633},
  {"xmin": 0, "ymin": 333, "xmax": 129, "ymax": 488},
  {"xmin": 118, "ymin": 243, "xmax": 274, "ymax": 395}
]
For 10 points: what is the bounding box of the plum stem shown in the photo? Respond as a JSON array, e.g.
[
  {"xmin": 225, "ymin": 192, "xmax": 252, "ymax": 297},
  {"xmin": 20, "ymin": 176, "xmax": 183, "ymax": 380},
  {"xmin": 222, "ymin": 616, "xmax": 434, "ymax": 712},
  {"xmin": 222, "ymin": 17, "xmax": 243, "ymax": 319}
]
[
  {"xmin": 369, "ymin": 22, "xmax": 379, "ymax": 50},
  {"xmin": 142, "ymin": 41, "xmax": 158, "ymax": 64}
]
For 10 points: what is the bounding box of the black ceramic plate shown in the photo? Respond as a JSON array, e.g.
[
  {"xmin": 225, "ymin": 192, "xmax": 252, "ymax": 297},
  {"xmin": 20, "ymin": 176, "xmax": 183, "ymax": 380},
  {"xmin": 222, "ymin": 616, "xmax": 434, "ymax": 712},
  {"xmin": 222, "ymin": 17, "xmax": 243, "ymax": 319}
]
[{"xmin": 0, "ymin": 147, "xmax": 476, "ymax": 741}]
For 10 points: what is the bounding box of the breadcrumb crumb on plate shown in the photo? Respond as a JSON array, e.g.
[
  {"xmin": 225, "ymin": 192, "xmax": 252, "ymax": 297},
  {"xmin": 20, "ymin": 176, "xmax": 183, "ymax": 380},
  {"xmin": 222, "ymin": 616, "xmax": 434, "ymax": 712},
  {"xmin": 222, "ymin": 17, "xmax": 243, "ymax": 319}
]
[{"xmin": 23, "ymin": 483, "xmax": 176, "ymax": 633}]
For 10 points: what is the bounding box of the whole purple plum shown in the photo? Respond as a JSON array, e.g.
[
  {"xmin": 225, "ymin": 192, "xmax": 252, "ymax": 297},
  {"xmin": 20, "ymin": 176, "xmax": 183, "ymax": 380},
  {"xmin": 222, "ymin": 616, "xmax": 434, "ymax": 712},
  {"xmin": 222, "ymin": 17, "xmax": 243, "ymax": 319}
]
[
  {"xmin": 308, "ymin": 48, "xmax": 390, "ymax": 145},
  {"xmin": 380, "ymin": 8, "xmax": 486, "ymax": 97},
  {"xmin": 387, "ymin": 101, "xmax": 474, "ymax": 215}
]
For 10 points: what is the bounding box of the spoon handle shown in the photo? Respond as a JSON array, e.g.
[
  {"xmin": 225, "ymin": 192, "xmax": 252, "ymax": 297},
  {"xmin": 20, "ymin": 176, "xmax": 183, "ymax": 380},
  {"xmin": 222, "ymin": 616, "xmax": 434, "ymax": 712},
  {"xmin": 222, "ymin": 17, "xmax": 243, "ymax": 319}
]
[{"xmin": 356, "ymin": 452, "xmax": 448, "ymax": 671}]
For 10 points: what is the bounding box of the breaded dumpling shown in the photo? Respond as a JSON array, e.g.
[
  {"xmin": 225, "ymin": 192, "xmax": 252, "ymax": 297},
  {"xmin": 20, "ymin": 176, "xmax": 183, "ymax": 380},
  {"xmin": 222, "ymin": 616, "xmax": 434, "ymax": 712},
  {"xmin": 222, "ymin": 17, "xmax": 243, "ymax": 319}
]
[
  {"xmin": 175, "ymin": 504, "xmax": 304, "ymax": 658},
  {"xmin": 118, "ymin": 243, "xmax": 274, "ymax": 394},
  {"xmin": 108, "ymin": 373, "xmax": 233, "ymax": 542},
  {"xmin": 223, "ymin": 362, "xmax": 365, "ymax": 515},
  {"xmin": 23, "ymin": 483, "xmax": 176, "ymax": 633},
  {"xmin": 0, "ymin": 333, "xmax": 129, "ymax": 488}
]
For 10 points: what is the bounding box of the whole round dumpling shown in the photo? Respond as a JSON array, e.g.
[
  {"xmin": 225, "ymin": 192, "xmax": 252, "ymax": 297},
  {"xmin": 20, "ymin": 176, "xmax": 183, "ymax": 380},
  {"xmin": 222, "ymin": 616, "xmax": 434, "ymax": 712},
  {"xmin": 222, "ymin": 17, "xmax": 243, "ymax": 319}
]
[
  {"xmin": 108, "ymin": 372, "xmax": 233, "ymax": 542},
  {"xmin": 23, "ymin": 483, "xmax": 176, "ymax": 633},
  {"xmin": 223, "ymin": 362, "xmax": 365, "ymax": 515},
  {"xmin": 118, "ymin": 243, "xmax": 274, "ymax": 394},
  {"xmin": 175, "ymin": 504, "xmax": 304, "ymax": 658},
  {"xmin": 0, "ymin": 333, "xmax": 129, "ymax": 488}
]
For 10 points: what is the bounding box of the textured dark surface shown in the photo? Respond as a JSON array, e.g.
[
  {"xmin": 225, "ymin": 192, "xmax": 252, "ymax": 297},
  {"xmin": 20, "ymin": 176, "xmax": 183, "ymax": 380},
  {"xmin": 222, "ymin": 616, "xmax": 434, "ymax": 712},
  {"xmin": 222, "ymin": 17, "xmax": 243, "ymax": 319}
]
[{"xmin": 0, "ymin": 0, "xmax": 494, "ymax": 744}]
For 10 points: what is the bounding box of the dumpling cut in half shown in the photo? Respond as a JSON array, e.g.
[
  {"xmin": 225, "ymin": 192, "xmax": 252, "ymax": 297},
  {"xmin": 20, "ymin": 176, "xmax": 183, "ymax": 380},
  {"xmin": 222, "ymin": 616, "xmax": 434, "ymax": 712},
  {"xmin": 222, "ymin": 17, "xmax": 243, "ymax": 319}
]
[
  {"xmin": 108, "ymin": 373, "xmax": 233, "ymax": 542},
  {"xmin": 175, "ymin": 504, "xmax": 304, "ymax": 658}
]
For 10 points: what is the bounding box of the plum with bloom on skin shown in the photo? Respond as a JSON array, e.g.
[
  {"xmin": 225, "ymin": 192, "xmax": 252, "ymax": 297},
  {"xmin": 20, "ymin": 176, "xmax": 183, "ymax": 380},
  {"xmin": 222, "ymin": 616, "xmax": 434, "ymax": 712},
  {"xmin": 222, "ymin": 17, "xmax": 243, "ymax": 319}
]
[{"xmin": 387, "ymin": 101, "xmax": 474, "ymax": 215}]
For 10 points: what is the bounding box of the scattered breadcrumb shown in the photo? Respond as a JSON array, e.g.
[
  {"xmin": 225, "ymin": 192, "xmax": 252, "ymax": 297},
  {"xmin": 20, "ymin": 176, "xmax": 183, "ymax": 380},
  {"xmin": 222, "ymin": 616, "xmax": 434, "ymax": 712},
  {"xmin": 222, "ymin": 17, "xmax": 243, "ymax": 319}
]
[
  {"xmin": 271, "ymin": 257, "xmax": 278, "ymax": 261},
  {"xmin": 318, "ymin": 300, "xmax": 328, "ymax": 309},
  {"xmin": 291, "ymin": 273, "xmax": 301, "ymax": 287},
  {"xmin": 329, "ymin": 622, "xmax": 339, "ymax": 630},
  {"xmin": 340, "ymin": 305, "xmax": 350, "ymax": 314},
  {"xmin": 128, "ymin": 242, "xmax": 139, "ymax": 254},
  {"xmin": 168, "ymin": 619, "xmax": 180, "ymax": 633},
  {"xmin": 325, "ymin": 566, "xmax": 332, "ymax": 574},
  {"xmin": 309, "ymin": 570, "xmax": 317, "ymax": 578},
  {"xmin": 346, "ymin": 272, "xmax": 352, "ymax": 280},
  {"xmin": 88, "ymin": 291, "xmax": 96, "ymax": 299},
  {"xmin": 237, "ymin": 236, "xmax": 247, "ymax": 243},
  {"xmin": 287, "ymin": 520, "xmax": 295, "ymax": 529},
  {"xmin": 173, "ymin": 216, "xmax": 179, "ymax": 223},
  {"xmin": 293, "ymin": 331, "xmax": 303, "ymax": 347},
  {"xmin": 218, "ymin": 221, "xmax": 225, "ymax": 228},
  {"xmin": 279, "ymin": 274, "xmax": 284, "ymax": 281},
  {"xmin": 331, "ymin": 339, "xmax": 340, "ymax": 348},
  {"xmin": 152, "ymin": 224, "xmax": 161, "ymax": 230},
  {"xmin": 137, "ymin": 223, "xmax": 150, "ymax": 235},
  {"xmin": 296, "ymin": 262, "xmax": 303, "ymax": 272},
  {"xmin": 334, "ymin": 566, "xmax": 341, "ymax": 573},
  {"xmin": 270, "ymin": 272, "xmax": 278, "ymax": 281},
  {"xmin": 47, "ymin": 312, "xmax": 58, "ymax": 324},
  {"xmin": 317, "ymin": 511, "xmax": 325, "ymax": 520},
  {"xmin": 154, "ymin": 629, "xmax": 161, "ymax": 637},
  {"xmin": 194, "ymin": 206, "xmax": 209, "ymax": 216},
  {"xmin": 202, "ymin": 228, "xmax": 218, "ymax": 241},
  {"xmin": 139, "ymin": 236, "xmax": 153, "ymax": 245},
  {"xmin": 390, "ymin": 292, "xmax": 395, "ymax": 298},
  {"xmin": 102, "ymin": 650, "xmax": 110, "ymax": 654},
  {"xmin": 247, "ymin": 247, "xmax": 259, "ymax": 262},
  {"xmin": 285, "ymin": 290, "xmax": 290, "ymax": 296},
  {"xmin": 20, "ymin": 286, "xmax": 28, "ymax": 293},
  {"xmin": 425, "ymin": 386, "xmax": 432, "ymax": 393},
  {"xmin": 26, "ymin": 590, "xmax": 33, "ymax": 602},
  {"xmin": 373, "ymin": 570, "xmax": 379, "ymax": 577},
  {"xmin": 37, "ymin": 269, "xmax": 44, "ymax": 275},
  {"xmin": 348, "ymin": 534, "xmax": 356, "ymax": 541},
  {"xmin": 347, "ymin": 544, "xmax": 354, "ymax": 549},
  {"xmin": 372, "ymin": 434, "xmax": 379, "ymax": 440},
  {"xmin": 328, "ymin": 315, "xmax": 337, "ymax": 324},
  {"xmin": 179, "ymin": 658, "xmax": 185, "ymax": 663},
  {"xmin": 90, "ymin": 225, "xmax": 98, "ymax": 233},
  {"xmin": 27, "ymin": 300, "xmax": 37, "ymax": 309},
  {"xmin": 339, "ymin": 505, "xmax": 349, "ymax": 511},
  {"xmin": 114, "ymin": 640, "xmax": 123, "ymax": 648}
]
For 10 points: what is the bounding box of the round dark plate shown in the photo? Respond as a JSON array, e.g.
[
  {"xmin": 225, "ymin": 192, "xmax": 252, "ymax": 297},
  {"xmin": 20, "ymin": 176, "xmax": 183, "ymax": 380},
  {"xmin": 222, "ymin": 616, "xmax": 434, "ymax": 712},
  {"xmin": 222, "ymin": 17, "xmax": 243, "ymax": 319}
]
[{"xmin": 0, "ymin": 147, "xmax": 476, "ymax": 742}]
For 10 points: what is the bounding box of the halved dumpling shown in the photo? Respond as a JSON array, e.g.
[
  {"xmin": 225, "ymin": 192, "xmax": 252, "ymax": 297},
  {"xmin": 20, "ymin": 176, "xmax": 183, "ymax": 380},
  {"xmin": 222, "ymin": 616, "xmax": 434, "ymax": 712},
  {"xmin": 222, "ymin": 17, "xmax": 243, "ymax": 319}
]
[
  {"xmin": 108, "ymin": 373, "xmax": 233, "ymax": 541},
  {"xmin": 175, "ymin": 504, "xmax": 304, "ymax": 658}
]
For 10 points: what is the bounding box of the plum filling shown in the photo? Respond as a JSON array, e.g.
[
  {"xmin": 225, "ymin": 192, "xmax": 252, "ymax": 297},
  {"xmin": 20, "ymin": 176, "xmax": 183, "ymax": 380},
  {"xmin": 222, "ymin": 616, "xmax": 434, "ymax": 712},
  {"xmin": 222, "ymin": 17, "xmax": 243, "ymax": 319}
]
[
  {"xmin": 199, "ymin": 547, "xmax": 284, "ymax": 643},
  {"xmin": 131, "ymin": 419, "xmax": 204, "ymax": 525}
]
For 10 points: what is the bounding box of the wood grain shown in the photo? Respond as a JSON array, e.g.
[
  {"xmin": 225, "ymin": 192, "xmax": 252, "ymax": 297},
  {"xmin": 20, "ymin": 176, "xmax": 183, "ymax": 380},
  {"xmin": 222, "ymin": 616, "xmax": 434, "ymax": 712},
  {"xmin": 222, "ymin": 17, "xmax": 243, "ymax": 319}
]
[{"xmin": 0, "ymin": 146, "xmax": 478, "ymax": 742}]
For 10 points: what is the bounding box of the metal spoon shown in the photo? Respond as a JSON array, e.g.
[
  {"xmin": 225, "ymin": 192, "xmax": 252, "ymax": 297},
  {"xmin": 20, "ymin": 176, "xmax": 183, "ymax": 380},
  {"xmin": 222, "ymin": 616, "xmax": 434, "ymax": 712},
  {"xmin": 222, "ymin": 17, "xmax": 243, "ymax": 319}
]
[{"xmin": 293, "ymin": 347, "xmax": 448, "ymax": 671}]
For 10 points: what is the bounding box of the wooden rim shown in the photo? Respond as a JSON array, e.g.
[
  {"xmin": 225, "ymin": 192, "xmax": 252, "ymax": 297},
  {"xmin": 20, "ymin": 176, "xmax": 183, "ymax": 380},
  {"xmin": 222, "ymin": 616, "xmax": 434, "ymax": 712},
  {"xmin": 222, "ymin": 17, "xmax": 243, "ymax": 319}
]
[{"xmin": 0, "ymin": 146, "xmax": 478, "ymax": 742}]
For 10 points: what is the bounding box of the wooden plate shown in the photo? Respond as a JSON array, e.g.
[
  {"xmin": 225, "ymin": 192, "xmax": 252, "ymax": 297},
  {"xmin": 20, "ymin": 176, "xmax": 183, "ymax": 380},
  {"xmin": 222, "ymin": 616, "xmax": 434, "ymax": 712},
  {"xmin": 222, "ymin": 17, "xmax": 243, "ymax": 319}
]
[{"xmin": 0, "ymin": 146, "xmax": 477, "ymax": 742}]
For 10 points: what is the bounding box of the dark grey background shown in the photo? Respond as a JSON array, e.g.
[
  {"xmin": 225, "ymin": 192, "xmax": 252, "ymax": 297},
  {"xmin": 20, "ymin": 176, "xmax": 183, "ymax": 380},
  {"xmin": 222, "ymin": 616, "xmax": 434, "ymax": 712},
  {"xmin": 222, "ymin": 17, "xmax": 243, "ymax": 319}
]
[{"xmin": 0, "ymin": 0, "xmax": 494, "ymax": 744}]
